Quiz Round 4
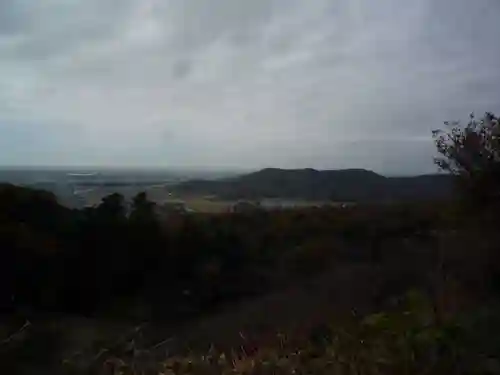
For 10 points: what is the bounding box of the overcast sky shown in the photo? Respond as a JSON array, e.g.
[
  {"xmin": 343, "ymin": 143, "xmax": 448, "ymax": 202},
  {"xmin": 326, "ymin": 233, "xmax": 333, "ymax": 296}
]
[{"xmin": 0, "ymin": 0, "xmax": 499, "ymax": 174}]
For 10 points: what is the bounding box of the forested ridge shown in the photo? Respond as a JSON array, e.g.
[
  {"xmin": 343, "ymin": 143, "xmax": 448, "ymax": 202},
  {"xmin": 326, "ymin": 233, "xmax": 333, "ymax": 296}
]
[{"xmin": 172, "ymin": 168, "xmax": 453, "ymax": 202}]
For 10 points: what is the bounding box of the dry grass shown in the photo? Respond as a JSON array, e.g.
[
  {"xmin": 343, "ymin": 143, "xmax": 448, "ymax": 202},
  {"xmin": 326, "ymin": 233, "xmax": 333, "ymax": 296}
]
[{"xmin": 66, "ymin": 293, "xmax": 500, "ymax": 375}]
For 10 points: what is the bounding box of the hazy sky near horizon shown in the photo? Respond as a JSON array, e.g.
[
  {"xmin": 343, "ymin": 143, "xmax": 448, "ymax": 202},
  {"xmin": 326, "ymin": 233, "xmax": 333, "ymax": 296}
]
[{"xmin": 0, "ymin": 0, "xmax": 499, "ymax": 174}]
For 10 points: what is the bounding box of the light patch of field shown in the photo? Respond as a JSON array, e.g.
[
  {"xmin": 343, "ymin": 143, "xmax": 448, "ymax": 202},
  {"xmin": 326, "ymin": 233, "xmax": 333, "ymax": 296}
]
[{"xmin": 182, "ymin": 197, "xmax": 235, "ymax": 213}]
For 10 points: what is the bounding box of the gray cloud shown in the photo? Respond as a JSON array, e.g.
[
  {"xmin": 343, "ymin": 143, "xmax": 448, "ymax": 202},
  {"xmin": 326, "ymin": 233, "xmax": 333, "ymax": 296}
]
[
  {"xmin": 0, "ymin": 0, "xmax": 499, "ymax": 174},
  {"xmin": 171, "ymin": 60, "xmax": 192, "ymax": 80}
]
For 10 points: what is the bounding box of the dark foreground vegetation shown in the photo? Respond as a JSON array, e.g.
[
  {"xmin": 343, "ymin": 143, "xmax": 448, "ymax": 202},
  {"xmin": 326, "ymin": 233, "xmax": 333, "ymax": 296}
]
[{"xmin": 1, "ymin": 112, "xmax": 500, "ymax": 374}]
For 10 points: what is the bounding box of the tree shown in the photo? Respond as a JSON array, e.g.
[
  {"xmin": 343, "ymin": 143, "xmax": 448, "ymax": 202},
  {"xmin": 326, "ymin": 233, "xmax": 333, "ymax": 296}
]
[
  {"xmin": 130, "ymin": 192, "xmax": 156, "ymax": 224},
  {"xmin": 433, "ymin": 112, "xmax": 500, "ymax": 295},
  {"xmin": 95, "ymin": 193, "xmax": 127, "ymax": 223},
  {"xmin": 433, "ymin": 112, "xmax": 500, "ymax": 209}
]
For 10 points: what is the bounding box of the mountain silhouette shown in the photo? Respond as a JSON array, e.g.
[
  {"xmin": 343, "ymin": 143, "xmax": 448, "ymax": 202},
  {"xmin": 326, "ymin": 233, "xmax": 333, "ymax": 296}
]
[{"xmin": 173, "ymin": 168, "xmax": 453, "ymax": 202}]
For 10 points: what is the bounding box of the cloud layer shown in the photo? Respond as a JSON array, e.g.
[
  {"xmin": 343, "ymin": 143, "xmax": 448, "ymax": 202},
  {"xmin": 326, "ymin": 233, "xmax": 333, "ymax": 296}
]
[{"xmin": 1, "ymin": 0, "xmax": 499, "ymax": 174}]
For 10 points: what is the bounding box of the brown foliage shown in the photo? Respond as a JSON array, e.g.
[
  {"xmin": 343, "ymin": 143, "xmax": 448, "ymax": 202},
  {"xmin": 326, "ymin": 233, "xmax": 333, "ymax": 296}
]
[{"xmin": 433, "ymin": 112, "xmax": 500, "ymax": 211}]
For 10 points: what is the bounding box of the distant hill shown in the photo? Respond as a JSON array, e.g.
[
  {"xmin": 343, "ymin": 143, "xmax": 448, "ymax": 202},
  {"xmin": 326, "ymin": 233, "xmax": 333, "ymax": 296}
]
[{"xmin": 172, "ymin": 168, "xmax": 454, "ymax": 203}]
